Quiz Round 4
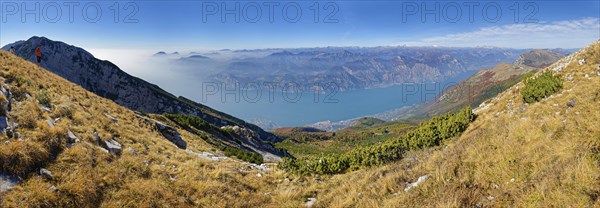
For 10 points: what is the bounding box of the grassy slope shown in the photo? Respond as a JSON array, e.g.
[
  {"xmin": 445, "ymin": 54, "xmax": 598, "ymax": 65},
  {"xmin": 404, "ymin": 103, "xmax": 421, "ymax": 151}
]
[
  {"xmin": 419, "ymin": 63, "xmax": 536, "ymax": 116},
  {"xmin": 1, "ymin": 39, "xmax": 598, "ymax": 207},
  {"xmin": 349, "ymin": 117, "xmax": 386, "ymax": 128},
  {"xmin": 273, "ymin": 121, "xmax": 414, "ymax": 158},
  {"xmin": 0, "ymin": 51, "xmax": 283, "ymax": 207},
  {"xmin": 266, "ymin": 40, "xmax": 600, "ymax": 207},
  {"xmin": 400, "ymin": 49, "xmax": 564, "ymax": 120}
]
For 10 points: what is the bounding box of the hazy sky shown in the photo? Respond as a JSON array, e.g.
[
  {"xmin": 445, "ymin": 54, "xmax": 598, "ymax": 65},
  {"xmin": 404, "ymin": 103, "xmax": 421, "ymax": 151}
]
[{"xmin": 1, "ymin": 0, "xmax": 599, "ymax": 51}]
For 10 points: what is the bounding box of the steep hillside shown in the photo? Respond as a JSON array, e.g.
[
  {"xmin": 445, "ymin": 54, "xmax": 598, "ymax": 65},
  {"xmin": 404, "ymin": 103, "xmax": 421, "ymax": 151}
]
[
  {"xmin": 265, "ymin": 40, "xmax": 600, "ymax": 207},
  {"xmin": 0, "ymin": 51, "xmax": 292, "ymax": 207},
  {"xmin": 400, "ymin": 49, "xmax": 564, "ymax": 118},
  {"xmin": 514, "ymin": 49, "xmax": 566, "ymax": 68},
  {"xmin": 279, "ymin": 50, "xmax": 565, "ymax": 156},
  {"xmin": 0, "ymin": 39, "xmax": 596, "ymax": 207},
  {"xmin": 272, "ymin": 127, "xmax": 327, "ymax": 135},
  {"xmin": 349, "ymin": 117, "xmax": 386, "ymax": 128},
  {"xmin": 2, "ymin": 36, "xmax": 287, "ymax": 161}
]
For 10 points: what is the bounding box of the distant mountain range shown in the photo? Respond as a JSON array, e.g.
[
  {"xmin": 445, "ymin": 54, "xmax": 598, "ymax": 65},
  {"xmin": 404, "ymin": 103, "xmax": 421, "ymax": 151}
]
[
  {"xmin": 153, "ymin": 46, "xmax": 576, "ymax": 93},
  {"xmin": 147, "ymin": 46, "xmax": 575, "ymax": 130},
  {"xmin": 159, "ymin": 47, "xmax": 553, "ymax": 91},
  {"xmin": 397, "ymin": 49, "xmax": 566, "ymax": 119},
  {"xmin": 308, "ymin": 49, "xmax": 567, "ymax": 131}
]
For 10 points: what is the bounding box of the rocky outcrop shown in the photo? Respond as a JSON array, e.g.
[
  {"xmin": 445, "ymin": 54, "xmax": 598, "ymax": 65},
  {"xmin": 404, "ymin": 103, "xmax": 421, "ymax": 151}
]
[
  {"xmin": 3, "ymin": 36, "xmax": 280, "ymax": 143},
  {"xmin": 305, "ymin": 197, "xmax": 317, "ymax": 207},
  {"xmin": 39, "ymin": 168, "xmax": 53, "ymax": 180},
  {"xmin": 185, "ymin": 149, "xmax": 227, "ymax": 161},
  {"xmin": 67, "ymin": 130, "xmax": 80, "ymax": 143},
  {"xmin": 221, "ymin": 125, "xmax": 291, "ymax": 161},
  {"xmin": 404, "ymin": 175, "xmax": 429, "ymax": 192},
  {"xmin": 45, "ymin": 118, "xmax": 55, "ymax": 128},
  {"xmin": 103, "ymin": 139, "xmax": 122, "ymax": 155},
  {"xmin": 154, "ymin": 121, "xmax": 187, "ymax": 149},
  {"xmin": 91, "ymin": 131, "xmax": 123, "ymax": 155},
  {"xmin": 136, "ymin": 114, "xmax": 187, "ymax": 149}
]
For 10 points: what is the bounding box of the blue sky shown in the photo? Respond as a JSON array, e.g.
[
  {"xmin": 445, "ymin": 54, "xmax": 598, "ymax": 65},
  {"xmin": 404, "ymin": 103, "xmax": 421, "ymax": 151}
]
[{"xmin": 0, "ymin": 0, "xmax": 599, "ymax": 50}]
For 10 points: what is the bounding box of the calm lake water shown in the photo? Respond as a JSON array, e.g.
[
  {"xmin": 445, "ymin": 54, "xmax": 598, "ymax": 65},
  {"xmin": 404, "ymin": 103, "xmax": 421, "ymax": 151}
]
[
  {"xmin": 113, "ymin": 53, "xmax": 477, "ymax": 129},
  {"xmin": 193, "ymin": 71, "xmax": 477, "ymax": 127}
]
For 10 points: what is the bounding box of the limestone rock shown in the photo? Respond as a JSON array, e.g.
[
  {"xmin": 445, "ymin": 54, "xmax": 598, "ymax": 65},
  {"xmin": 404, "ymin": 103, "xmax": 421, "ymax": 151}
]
[
  {"xmin": 67, "ymin": 130, "xmax": 80, "ymax": 143},
  {"xmin": 104, "ymin": 139, "xmax": 122, "ymax": 155},
  {"xmin": 40, "ymin": 168, "xmax": 53, "ymax": 179},
  {"xmin": 45, "ymin": 118, "xmax": 54, "ymax": 128},
  {"xmin": 155, "ymin": 121, "xmax": 187, "ymax": 149},
  {"xmin": 567, "ymin": 99, "xmax": 577, "ymax": 108},
  {"xmin": 405, "ymin": 175, "xmax": 429, "ymax": 192},
  {"xmin": 305, "ymin": 198, "xmax": 317, "ymax": 207}
]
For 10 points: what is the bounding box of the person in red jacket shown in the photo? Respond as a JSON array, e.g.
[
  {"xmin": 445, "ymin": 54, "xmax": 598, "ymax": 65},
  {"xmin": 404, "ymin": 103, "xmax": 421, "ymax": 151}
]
[{"xmin": 35, "ymin": 46, "xmax": 42, "ymax": 64}]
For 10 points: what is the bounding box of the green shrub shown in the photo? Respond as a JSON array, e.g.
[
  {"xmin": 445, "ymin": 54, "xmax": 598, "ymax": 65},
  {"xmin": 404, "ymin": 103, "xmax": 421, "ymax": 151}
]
[
  {"xmin": 220, "ymin": 126, "xmax": 236, "ymax": 136},
  {"xmin": 222, "ymin": 146, "xmax": 263, "ymax": 164},
  {"xmin": 521, "ymin": 70, "xmax": 563, "ymax": 103},
  {"xmin": 37, "ymin": 89, "xmax": 52, "ymax": 107},
  {"xmin": 164, "ymin": 114, "xmax": 212, "ymax": 131},
  {"xmin": 280, "ymin": 107, "xmax": 475, "ymax": 175}
]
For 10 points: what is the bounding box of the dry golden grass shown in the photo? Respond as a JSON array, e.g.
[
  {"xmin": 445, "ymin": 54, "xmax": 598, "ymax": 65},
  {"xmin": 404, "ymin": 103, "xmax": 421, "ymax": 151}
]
[
  {"xmin": 265, "ymin": 41, "xmax": 600, "ymax": 207},
  {"xmin": 0, "ymin": 51, "xmax": 285, "ymax": 207},
  {"xmin": 0, "ymin": 39, "xmax": 598, "ymax": 207}
]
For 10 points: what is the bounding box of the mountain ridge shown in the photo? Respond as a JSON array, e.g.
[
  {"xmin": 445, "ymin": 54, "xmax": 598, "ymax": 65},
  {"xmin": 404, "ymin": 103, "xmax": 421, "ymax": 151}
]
[
  {"xmin": 268, "ymin": 39, "xmax": 600, "ymax": 207},
  {"xmin": 2, "ymin": 36, "xmax": 288, "ymax": 161},
  {"xmin": 0, "ymin": 37, "xmax": 597, "ymax": 207},
  {"xmin": 307, "ymin": 49, "xmax": 566, "ymax": 130}
]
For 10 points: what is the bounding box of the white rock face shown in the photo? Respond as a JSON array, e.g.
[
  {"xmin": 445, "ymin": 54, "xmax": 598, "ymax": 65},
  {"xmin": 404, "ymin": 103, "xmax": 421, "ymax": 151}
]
[
  {"xmin": 185, "ymin": 149, "xmax": 227, "ymax": 161},
  {"xmin": 136, "ymin": 114, "xmax": 187, "ymax": 149},
  {"xmin": 221, "ymin": 125, "xmax": 290, "ymax": 162},
  {"xmin": 305, "ymin": 198, "xmax": 317, "ymax": 207},
  {"xmin": 67, "ymin": 130, "xmax": 80, "ymax": 143},
  {"xmin": 45, "ymin": 118, "xmax": 55, "ymax": 128},
  {"xmin": 40, "ymin": 168, "xmax": 53, "ymax": 179},
  {"xmin": 404, "ymin": 175, "xmax": 429, "ymax": 192},
  {"xmin": 104, "ymin": 139, "xmax": 122, "ymax": 155}
]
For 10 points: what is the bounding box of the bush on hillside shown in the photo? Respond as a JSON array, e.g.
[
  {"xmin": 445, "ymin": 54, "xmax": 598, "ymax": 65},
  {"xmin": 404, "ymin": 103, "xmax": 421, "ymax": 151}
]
[
  {"xmin": 13, "ymin": 99, "xmax": 44, "ymax": 128},
  {"xmin": 37, "ymin": 89, "xmax": 52, "ymax": 107},
  {"xmin": 222, "ymin": 146, "xmax": 263, "ymax": 164},
  {"xmin": 164, "ymin": 113, "xmax": 211, "ymax": 131},
  {"xmin": 521, "ymin": 70, "xmax": 563, "ymax": 103},
  {"xmin": 0, "ymin": 141, "xmax": 50, "ymax": 177},
  {"xmin": 280, "ymin": 107, "xmax": 475, "ymax": 175}
]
